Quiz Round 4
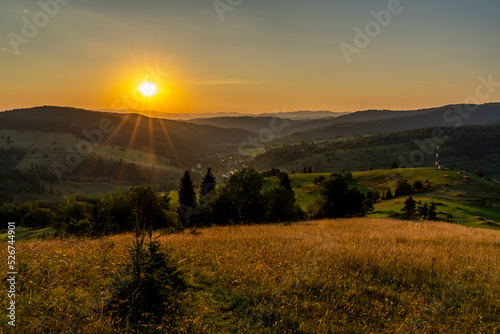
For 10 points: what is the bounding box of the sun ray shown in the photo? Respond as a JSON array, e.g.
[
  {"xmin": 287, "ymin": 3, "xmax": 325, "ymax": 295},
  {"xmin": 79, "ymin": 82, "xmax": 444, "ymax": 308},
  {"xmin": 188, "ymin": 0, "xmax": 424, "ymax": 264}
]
[
  {"xmin": 101, "ymin": 113, "xmax": 134, "ymax": 147},
  {"xmin": 158, "ymin": 119, "xmax": 181, "ymax": 167},
  {"xmin": 147, "ymin": 116, "xmax": 155, "ymax": 165},
  {"xmin": 116, "ymin": 114, "xmax": 143, "ymax": 183}
]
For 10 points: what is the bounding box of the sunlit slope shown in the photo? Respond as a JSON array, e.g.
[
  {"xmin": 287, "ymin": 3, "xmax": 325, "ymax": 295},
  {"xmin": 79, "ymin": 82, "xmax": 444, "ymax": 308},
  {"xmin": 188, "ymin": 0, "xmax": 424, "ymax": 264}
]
[{"xmin": 264, "ymin": 168, "xmax": 500, "ymax": 228}]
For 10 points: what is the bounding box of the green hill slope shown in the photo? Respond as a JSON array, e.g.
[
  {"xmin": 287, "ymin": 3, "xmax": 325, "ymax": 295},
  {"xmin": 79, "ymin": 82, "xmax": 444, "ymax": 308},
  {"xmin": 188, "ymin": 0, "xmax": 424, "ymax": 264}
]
[{"xmin": 264, "ymin": 168, "xmax": 500, "ymax": 229}]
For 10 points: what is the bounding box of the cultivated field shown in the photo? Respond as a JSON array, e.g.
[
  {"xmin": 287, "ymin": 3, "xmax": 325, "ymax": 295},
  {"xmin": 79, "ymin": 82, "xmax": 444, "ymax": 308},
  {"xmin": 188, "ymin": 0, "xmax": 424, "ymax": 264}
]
[{"xmin": 1, "ymin": 218, "xmax": 499, "ymax": 333}]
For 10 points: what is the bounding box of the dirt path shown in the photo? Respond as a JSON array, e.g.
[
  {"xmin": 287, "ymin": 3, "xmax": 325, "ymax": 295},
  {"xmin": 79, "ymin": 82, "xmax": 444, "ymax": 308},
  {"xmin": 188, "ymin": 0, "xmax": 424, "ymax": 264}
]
[{"xmin": 15, "ymin": 228, "xmax": 53, "ymax": 241}]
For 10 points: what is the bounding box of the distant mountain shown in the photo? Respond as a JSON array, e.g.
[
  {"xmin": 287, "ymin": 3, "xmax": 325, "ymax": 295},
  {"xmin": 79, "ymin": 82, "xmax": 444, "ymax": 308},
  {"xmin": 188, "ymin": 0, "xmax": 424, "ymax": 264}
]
[
  {"xmin": 323, "ymin": 108, "xmax": 436, "ymax": 124},
  {"xmin": 186, "ymin": 116, "xmax": 298, "ymax": 133},
  {"xmin": 186, "ymin": 104, "xmax": 500, "ymax": 139},
  {"xmin": 98, "ymin": 109, "xmax": 247, "ymax": 120},
  {"xmin": 270, "ymin": 103, "xmax": 500, "ymax": 144},
  {"xmin": 98, "ymin": 109, "xmax": 349, "ymax": 121},
  {"xmin": 257, "ymin": 110, "xmax": 350, "ymax": 120},
  {"xmin": 187, "ymin": 115, "xmax": 364, "ymax": 137},
  {"xmin": 0, "ymin": 106, "xmax": 254, "ymax": 166}
]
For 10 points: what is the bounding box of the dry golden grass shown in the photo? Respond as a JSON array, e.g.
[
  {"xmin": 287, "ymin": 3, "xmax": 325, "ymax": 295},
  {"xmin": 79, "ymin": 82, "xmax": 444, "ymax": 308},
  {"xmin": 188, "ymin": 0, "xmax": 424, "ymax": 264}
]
[
  {"xmin": 2, "ymin": 218, "xmax": 499, "ymax": 333},
  {"xmin": 1, "ymin": 235, "xmax": 134, "ymax": 333}
]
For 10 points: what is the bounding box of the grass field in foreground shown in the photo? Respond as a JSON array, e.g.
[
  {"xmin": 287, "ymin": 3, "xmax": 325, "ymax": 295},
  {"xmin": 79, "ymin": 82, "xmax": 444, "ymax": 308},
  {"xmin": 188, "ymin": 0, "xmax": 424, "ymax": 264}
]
[{"xmin": 1, "ymin": 218, "xmax": 499, "ymax": 333}]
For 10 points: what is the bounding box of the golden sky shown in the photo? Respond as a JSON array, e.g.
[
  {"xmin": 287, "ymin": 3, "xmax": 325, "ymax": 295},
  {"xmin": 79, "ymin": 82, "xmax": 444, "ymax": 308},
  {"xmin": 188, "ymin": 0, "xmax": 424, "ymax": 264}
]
[{"xmin": 1, "ymin": 0, "xmax": 500, "ymax": 115}]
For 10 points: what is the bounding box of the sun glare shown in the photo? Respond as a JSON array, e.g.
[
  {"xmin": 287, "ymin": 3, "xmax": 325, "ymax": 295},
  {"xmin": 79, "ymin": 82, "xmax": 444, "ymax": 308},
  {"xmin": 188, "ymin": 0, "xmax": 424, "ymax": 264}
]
[{"xmin": 139, "ymin": 82, "xmax": 157, "ymax": 97}]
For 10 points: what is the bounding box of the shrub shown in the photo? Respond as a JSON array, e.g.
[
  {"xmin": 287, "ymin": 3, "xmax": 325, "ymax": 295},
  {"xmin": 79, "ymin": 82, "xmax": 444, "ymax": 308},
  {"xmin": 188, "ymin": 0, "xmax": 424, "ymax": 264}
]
[
  {"xmin": 21, "ymin": 208, "xmax": 53, "ymax": 228},
  {"xmin": 64, "ymin": 219, "xmax": 94, "ymax": 236},
  {"xmin": 413, "ymin": 180, "xmax": 424, "ymax": 191}
]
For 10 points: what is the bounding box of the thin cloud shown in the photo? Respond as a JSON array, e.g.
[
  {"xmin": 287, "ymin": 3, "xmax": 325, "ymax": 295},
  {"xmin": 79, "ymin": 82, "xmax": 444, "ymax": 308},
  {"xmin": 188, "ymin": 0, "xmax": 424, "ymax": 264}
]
[{"xmin": 194, "ymin": 79, "xmax": 273, "ymax": 85}]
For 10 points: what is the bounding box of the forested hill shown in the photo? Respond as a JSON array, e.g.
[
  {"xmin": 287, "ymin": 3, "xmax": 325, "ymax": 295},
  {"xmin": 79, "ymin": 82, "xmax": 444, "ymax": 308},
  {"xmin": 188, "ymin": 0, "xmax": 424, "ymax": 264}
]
[
  {"xmin": 0, "ymin": 106, "xmax": 254, "ymax": 165},
  {"xmin": 253, "ymin": 125, "xmax": 500, "ymax": 177}
]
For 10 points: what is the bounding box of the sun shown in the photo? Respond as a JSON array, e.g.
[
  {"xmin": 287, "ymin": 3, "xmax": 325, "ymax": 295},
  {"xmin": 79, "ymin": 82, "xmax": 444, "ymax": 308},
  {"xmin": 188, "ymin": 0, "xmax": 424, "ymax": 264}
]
[{"xmin": 139, "ymin": 82, "xmax": 157, "ymax": 97}]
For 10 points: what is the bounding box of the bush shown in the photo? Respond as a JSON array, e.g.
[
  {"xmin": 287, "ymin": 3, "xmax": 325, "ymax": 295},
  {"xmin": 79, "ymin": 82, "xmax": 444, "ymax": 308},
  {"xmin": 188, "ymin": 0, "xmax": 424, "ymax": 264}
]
[
  {"xmin": 413, "ymin": 180, "xmax": 424, "ymax": 191},
  {"xmin": 314, "ymin": 175, "xmax": 326, "ymax": 185},
  {"xmin": 21, "ymin": 208, "xmax": 53, "ymax": 228},
  {"xmin": 64, "ymin": 219, "xmax": 94, "ymax": 236},
  {"xmin": 395, "ymin": 179, "xmax": 412, "ymax": 197}
]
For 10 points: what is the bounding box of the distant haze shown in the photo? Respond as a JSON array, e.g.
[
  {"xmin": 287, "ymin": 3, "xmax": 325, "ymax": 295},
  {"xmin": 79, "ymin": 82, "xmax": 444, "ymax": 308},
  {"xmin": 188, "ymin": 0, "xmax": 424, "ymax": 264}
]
[{"xmin": 97, "ymin": 109, "xmax": 350, "ymax": 120}]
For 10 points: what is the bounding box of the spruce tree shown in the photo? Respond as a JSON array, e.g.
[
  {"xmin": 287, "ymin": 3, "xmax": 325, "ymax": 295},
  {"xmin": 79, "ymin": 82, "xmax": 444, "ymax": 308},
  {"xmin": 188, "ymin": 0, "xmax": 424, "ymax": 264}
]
[
  {"xmin": 417, "ymin": 202, "xmax": 428, "ymax": 219},
  {"xmin": 428, "ymin": 202, "xmax": 438, "ymax": 220},
  {"xmin": 385, "ymin": 189, "xmax": 394, "ymax": 200},
  {"xmin": 178, "ymin": 170, "xmax": 196, "ymax": 226},
  {"xmin": 277, "ymin": 172, "xmax": 293, "ymax": 192},
  {"xmin": 401, "ymin": 196, "xmax": 416, "ymax": 219},
  {"xmin": 200, "ymin": 168, "xmax": 216, "ymax": 196}
]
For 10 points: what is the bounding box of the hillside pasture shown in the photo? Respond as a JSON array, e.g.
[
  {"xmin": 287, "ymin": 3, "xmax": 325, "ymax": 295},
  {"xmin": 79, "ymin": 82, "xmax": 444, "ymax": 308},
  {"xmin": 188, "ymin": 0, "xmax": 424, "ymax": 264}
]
[{"xmin": 263, "ymin": 168, "xmax": 500, "ymax": 228}]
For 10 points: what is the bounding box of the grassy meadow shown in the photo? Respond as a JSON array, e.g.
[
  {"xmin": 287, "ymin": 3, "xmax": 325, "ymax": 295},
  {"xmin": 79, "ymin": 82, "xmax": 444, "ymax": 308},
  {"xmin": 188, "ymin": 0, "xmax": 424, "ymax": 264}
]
[
  {"xmin": 262, "ymin": 168, "xmax": 500, "ymax": 229},
  {"xmin": 2, "ymin": 218, "xmax": 499, "ymax": 333}
]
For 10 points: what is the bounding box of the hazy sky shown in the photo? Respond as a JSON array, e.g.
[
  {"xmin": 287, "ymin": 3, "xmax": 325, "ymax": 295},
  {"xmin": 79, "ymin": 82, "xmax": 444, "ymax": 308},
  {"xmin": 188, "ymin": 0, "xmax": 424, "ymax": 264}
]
[{"xmin": 1, "ymin": 0, "xmax": 500, "ymax": 114}]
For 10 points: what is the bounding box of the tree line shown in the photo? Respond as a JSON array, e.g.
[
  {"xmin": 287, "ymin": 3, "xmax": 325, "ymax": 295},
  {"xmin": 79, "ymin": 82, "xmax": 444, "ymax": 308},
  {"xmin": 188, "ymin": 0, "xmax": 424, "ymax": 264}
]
[
  {"xmin": 0, "ymin": 166, "xmax": 440, "ymax": 235},
  {"xmin": 177, "ymin": 167, "xmax": 305, "ymax": 227}
]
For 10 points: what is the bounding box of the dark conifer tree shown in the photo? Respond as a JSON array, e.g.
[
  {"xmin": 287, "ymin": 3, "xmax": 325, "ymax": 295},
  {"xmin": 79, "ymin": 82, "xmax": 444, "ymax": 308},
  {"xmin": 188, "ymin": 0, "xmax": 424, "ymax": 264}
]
[
  {"xmin": 277, "ymin": 172, "xmax": 293, "ymax": 192},
  {"xmin": 401, "ymin": 196, "xmax": 416, "ymax": 219},
  {"xmin": 200, "ymin": 168, "xmax": 216, "ymax": 196},
  {"xmin": 178, "ymin": 170, "xmax": 196, "ymax": 226},
  {"xmin": 428, "ymin": 202, "xmax": 438, "ymax": 220},
  {"xmin": 385, "ymin": 189, "xmax": 394, "ymax": 200},
  {"xmin": 417, "ymin": 202, "xmax": 428, "ymax": 219}
]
